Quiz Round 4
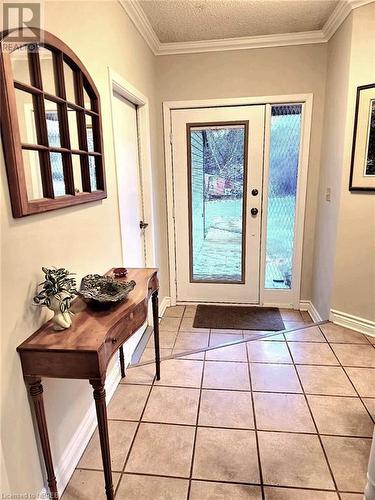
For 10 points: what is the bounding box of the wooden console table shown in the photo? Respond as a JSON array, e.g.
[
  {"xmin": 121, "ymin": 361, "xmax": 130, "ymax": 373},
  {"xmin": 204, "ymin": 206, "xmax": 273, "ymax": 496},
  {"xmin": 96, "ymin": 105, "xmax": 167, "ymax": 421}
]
[{"xmin": 17, "ymin": 268, "xmax": 160, "ymax": 500}]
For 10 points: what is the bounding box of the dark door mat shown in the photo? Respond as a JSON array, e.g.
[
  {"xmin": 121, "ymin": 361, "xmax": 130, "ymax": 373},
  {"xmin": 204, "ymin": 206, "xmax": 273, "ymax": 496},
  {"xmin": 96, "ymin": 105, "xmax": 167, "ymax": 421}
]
[{"xmin": 193, "ymin": 305, "xmax": 285, "ymax": 331}]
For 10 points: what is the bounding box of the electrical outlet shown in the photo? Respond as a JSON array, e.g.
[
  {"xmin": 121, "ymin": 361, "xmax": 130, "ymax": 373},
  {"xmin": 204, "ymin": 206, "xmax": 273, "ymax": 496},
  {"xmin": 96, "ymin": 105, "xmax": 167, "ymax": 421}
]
[{"xmin": 326, "ymin": 187, "xmax": 331, "ymax": 202}]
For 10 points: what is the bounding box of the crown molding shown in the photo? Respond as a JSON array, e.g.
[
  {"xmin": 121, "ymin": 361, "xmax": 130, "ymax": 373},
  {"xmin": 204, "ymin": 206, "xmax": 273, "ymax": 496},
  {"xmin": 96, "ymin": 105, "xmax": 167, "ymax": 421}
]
[
  {"xmin": 156, "ymin": 30, "xmax": 326, "ymax": 55},
  {"xmin": 119, "ymin": 0, "xmax": 159, "ymax": 54},
  {"xmin": 119, "ymin": 0, "xmax": 374, "ymax": 56},
  {"xmin": 323, "ymin": 0, "xmax": 374, "ymax": 39}
]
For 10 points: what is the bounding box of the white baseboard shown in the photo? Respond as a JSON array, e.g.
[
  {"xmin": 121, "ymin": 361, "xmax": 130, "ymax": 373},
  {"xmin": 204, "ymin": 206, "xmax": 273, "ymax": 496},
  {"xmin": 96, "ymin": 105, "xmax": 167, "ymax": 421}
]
[
  {"xmin": 159, "ymin": 296, "xmax": 171, "ymax": 317},
  {"xmin": 41, "ymin": 360, "xmax": 122, "ymax": 497},
  {"xmin": 300, "ymin": 300, "xmax": 323, "ymax": 323},
  {"xmin": 330, "ymin": 308, "xmax": 375, "ymax": 337}
]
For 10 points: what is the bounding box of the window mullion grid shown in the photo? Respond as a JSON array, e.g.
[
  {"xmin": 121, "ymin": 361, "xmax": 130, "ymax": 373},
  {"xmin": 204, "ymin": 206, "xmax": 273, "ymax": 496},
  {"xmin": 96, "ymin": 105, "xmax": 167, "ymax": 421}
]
[
  {"xmin": 59, "ymin": 102, "xmax": 74, "ymax": 195},
  {"xmin": 54, "ymin": 51, "xmax": 66, "ymax": 100},
  {"xmin": 53, "ymin": 51, "xmax": 74, "ymax": 195},
  {"xmin": 28, "ymin": 50, "xmax": 54, "ymax": 199},
  {"xmin": 75, "ymin": 71, "xmax": 91, "ymax": 192},
  {"xmin": 92, "ymin": 115, "xmax": 103, "ymax": 190}
]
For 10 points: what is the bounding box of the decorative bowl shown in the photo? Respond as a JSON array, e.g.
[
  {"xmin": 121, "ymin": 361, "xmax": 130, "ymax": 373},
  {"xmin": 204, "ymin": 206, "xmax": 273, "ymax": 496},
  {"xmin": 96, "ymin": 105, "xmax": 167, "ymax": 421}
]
[{"xmin": 79, "ymin": 274, "xmax": 136, "ymax": 306}]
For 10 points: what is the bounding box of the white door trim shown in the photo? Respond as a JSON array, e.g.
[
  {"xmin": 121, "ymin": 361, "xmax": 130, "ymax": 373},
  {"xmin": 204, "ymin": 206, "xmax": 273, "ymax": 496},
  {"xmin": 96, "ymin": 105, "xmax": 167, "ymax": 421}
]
[
  {"xmin": 163, "ymin": 94, "xmax": 313, "ymax": 307},
  {"xmin": 108, "ymin": 67, "xmax": 156, "ymax": 267}
]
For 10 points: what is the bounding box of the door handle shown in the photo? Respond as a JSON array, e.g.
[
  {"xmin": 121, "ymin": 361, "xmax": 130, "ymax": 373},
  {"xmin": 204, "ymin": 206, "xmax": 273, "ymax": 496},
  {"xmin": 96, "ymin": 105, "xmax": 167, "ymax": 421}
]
[
  {"xmin": 139, "ymin": 221, "xmax": 149, "ymax": 229},
  {"xmin": 251, "ymin": 208, "xmax": 258, "ymax": 216}
]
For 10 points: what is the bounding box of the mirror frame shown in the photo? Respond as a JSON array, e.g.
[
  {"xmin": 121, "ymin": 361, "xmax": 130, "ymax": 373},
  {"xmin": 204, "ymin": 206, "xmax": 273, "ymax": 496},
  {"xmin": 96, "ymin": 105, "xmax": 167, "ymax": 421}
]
[{"xmin": 0, "ymin": 29, "xmax": 107, "ymax": 218}]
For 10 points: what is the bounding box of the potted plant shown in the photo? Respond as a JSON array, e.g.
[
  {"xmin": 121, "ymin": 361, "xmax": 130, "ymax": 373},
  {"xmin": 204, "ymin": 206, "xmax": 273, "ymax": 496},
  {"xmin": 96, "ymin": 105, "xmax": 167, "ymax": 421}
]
[{"xmin": 33, "ymin": 267, "xmax": 77, "ymax": 330}]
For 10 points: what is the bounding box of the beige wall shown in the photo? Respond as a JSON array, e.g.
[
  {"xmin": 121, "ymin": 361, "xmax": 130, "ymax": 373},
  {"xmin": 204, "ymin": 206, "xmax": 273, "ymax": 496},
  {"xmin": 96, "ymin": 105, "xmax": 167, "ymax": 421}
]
[
  {"xmin": 0, "ymin": 1, "xmax": 161, "ymax": 495},
  {"xmin": 332, "ymin": 3, "xmax": 375, "ymax": 320},
  {"xmin": 156, "ymin": 43, "xmax": 328, "ymax": 300},
  {"xmin": 2, "ymin": 1, "xmax": 374, "ymax": 496},
  {"xmin": 312, "ymin": 3, "xmax": 375, "ymax": 321},
  {"xmin": 310, "ymin": 13, "xmax": 353, "ymax": 319}
]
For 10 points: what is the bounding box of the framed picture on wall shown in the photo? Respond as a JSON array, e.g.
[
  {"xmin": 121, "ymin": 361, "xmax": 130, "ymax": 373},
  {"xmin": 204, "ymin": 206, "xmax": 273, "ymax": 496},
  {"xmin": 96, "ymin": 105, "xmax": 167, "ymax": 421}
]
[{"xmin": 349, "ymin": 83, "xmax": 375, "ymax": 191}]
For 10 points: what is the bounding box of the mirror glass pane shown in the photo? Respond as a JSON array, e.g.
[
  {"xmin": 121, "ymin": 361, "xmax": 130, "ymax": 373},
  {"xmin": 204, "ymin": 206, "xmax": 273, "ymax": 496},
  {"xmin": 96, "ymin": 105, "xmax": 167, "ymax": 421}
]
[
  {"xmin": 10, "ymin": 46, "xmax": 31, "ymax": 85},
  {"xmin": 45, "ymin": 100, "xmax": 61, "ymax": 147},
  {"xmin": 72, "ymin": 155, "xmax": 83, "ymax": 193},
  {"xmin": 88, "ymin": 156, "xmax": 97, "ymax": 191},
  {"xmin": 39, "ymin": 47, "xmax": 56, "ymax": 95},
  {"xmin": 63, "ymin": 62, "xmax": 76, "ymax": 103},
  {"xmin": 85, "ymin": 115, "xmax": 94, "ymax": 152},
  {"xmin": 188, "ymin": 124, "xmax": 247, "ymax": 282},
  {"xmin": 23, "ymin": 149, "xmax": 43, "ymax": 200},
  {"xmin": 15, "ymin": 89, "xmax": 37, "ymax": 143},
  {"xmin": 50, "ymin": 152, "xmax": 66, "ymax": 196},
  {"xmin": 67, "ymin": 108, "xmax": 79, "ymax": 149},
  {"xmin": 83, "ymin": 86, "xmax": 92, "ymax": 110}
]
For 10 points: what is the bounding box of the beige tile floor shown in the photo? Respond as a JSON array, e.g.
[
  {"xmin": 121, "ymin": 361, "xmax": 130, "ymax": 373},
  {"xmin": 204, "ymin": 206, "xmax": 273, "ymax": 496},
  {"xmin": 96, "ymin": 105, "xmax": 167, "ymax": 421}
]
[{"xmin": 63, "ymin": 306, "xmax": 374, "ymax": 499}]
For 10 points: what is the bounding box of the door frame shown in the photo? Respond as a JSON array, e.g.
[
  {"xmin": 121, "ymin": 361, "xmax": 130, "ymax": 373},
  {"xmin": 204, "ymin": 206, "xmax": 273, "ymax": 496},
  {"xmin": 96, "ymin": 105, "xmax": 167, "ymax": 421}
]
[
  {"xmin": 108, "ymin": 67, "xmax": 156, "ymax": 268},
  {"xmin": 163, "ymin": 94, "xmax": 313, "ymax": 309}
]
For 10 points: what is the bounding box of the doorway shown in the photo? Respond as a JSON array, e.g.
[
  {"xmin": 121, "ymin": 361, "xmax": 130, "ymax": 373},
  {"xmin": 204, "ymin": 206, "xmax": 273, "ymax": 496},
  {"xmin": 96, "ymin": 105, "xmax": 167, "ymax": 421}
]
[
  {"xmin": 112, "ymin": 91, "xmax": 145, "ymax": 266},
  {"xmin": 172, "ymin": 105, "xmax": 264, "ymax": 303},
  {"xmin": 165, "ymin": 96, "xmax": 312, "ymax": 308},
  {"xmin": 109, "ymin": 69, "xmax": 156, "ymax": 364}
]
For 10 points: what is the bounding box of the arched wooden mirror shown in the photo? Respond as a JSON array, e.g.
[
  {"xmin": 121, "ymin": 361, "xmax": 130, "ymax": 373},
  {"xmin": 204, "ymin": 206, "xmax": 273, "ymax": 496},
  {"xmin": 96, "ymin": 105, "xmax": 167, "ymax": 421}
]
[{"xmin": 0, "ymin": 29, "xmax": 106, "ymax": 217}]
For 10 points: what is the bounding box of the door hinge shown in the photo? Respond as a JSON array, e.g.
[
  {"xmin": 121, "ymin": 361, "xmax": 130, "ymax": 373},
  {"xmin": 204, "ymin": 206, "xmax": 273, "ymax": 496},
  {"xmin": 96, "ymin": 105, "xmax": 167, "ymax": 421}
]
[{"xmin": 169, "ymin": 131, "xmax": 173, "ymax": 145}]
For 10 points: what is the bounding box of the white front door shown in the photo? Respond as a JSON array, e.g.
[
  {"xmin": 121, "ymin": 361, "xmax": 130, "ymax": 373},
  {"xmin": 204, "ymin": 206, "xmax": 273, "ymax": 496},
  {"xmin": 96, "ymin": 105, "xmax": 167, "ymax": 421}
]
[
  {"xmin": 112, "ymin": 91, "xmax": 145, "ymax": 267},
  {"xmin": 171, "ymin": 106, "xmax": 265, "ymax": 303}
]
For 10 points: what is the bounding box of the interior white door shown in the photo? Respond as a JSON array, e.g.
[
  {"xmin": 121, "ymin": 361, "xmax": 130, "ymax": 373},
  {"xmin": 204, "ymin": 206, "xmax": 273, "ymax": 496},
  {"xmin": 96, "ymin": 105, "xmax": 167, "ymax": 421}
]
[
  {"xmin": 112, "ymin": 91, "xmax": 145, "ymax": 267},
  {"xmin": 112, "ymin": 90, "xmax": 147, "ymax": 354},
  {"xmin": 171, "ymin": 105, "xmax": 265, "ymax": 303}
]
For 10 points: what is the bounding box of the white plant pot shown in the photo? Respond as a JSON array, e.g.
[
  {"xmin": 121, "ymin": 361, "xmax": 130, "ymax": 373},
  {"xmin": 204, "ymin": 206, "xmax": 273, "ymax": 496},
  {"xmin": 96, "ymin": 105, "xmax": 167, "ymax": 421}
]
[{"xmin": 48, "ymin": 292, "xmax": 72, "ymax": 331}]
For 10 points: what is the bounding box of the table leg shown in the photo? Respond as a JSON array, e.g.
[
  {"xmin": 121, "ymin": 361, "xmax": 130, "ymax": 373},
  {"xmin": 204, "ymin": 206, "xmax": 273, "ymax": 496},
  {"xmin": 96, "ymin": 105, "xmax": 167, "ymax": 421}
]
[
  {"xmin": 119, "ymin": 345, "xmax": 125, "ymax": 378},
  {"xmin": 27, "ymin": 378, "xmax": 58, "ymax": 499},
  {"xmin": 89, "ymin": 379, "xmax": 114, "ymax": 500},
  {"xmin": 152, "ymin": 290, "xmax": 161, "ymax": 380}
]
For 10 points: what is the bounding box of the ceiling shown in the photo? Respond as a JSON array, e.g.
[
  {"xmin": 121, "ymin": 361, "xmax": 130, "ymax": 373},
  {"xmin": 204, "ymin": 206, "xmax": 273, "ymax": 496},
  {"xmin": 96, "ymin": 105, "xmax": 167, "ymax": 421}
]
[
  {"xmin": 138, "ymin": 0, "xmax": 339, "ymax": 43},
  {"xmin": 122, "ymin": 0, "xmax": 371, "ymax": 55}
]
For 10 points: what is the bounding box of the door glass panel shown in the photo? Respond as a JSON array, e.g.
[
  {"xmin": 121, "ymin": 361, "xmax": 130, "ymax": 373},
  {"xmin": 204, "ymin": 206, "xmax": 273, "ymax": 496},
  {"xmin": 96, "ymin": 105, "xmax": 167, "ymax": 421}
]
[
  {"xmin": 265, "ymin": 104, "xmax": 302, "ymax": 289},
  {"xmin": 188, "ymin": 123, "xmax": 247, "ymax": 283}
]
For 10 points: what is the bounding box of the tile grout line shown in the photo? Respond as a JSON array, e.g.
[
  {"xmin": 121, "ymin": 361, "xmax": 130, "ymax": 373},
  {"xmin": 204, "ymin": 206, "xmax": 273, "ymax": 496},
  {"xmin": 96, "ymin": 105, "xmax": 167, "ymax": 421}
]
[
  {"xmin": 246, "ymin": 339, "xmax": 265, "ymax": 499},
  {"xmin": 135, "ymin": 322, "xmax": 375, "ymax": 369},
  {"xmin": 73, "ymin": 313, "xmax": 372, "ymax": 497},
  {"xmin": 113, "ymin": 369, "xmax": 157, "ymax": 497},
  {"xmin": 76, "ymin": 466, "xmax": 365, "ymax": 494},
  {"xmin": 186, "ymin": 349, "xmax": 206, "ymax": 500},
  {"xmin": 104, "ymin": 416, "xmax": 373, "ymax": 440},
  {"xmin": 284, "ymin": 337, "xmax": 340, "ymax": 494},
  {"xmin": 121, "ymin": 380, "xmax": 375, "ymax": 399},
  {"xmin": 318, "ymin": 325, "xmax": 375, "ymax": 426},
  {"xmin": 135, "ymin": 320, "xmax": 315, "ymax": 366}
]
